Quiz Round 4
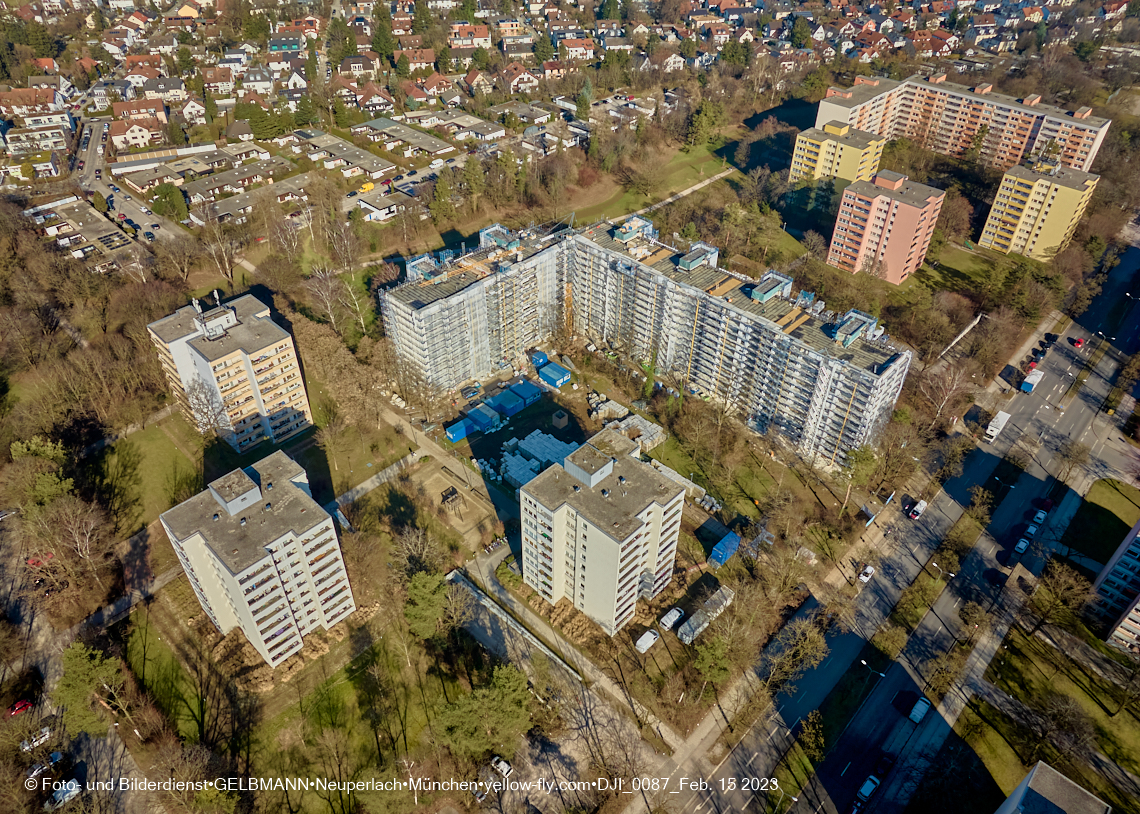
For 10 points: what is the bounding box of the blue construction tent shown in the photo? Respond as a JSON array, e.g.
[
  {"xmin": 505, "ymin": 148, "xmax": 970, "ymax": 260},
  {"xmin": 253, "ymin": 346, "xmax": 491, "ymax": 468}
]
[
  {"xmin": 538, "ymin": 362, "xmax": 571, "ymax": 388},
  {"xmin": 466, "ymin": 403, "xmax": 502, "ymax": 433},
  {"xmin": 709, "ymin": 532, "xmax": 741, "ymax": 570},
  {"xmin": 486, "ymin": 390, "xmax": 525, "ymax": 417},
  {"xmin": 510, "ymin": 379, "xmax": 542, "ymax": 406},
  {"xmin": 445, "ymin": 419, "xmax": 474, "ymax": 442}
]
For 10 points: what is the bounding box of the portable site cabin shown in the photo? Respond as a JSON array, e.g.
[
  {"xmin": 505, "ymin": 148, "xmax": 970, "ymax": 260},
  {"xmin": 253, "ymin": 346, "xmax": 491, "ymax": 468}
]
[
  {"xmin": 467, "ymin": 403, "xmax": 502, "ymax": 433},
  {"xmin": 538, "ymin": 362, "xmax": 571, "ymax": 388},
  {"xmin": 509, "ymin": 379, "xmax": 542, "ymax": 407},
  {"xmin": 445, "ymin": 418, "xmax": 474, "ymax": 442},
  {"xmin": 486, "ymin": 389, "xmax": 525, "ymax": 417}
]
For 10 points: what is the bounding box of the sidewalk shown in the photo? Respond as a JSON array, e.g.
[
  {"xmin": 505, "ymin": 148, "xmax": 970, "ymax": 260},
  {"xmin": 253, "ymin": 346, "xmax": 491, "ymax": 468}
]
[{"xmin": 615, "ymin": 168, "xmax": 736, "ymax": 223}]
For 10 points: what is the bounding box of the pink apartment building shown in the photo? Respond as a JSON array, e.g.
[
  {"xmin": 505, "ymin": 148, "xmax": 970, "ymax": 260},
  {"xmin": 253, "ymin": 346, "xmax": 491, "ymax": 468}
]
[{"xmin": 827, "ymin": 170, "xmax": 944, "ymax": 285}]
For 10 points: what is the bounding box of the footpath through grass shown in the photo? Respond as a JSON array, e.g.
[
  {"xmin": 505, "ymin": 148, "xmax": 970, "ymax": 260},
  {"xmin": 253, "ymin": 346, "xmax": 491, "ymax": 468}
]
[{"xmin": 1059, "ymin": 478, "xmax": 1140, "ymax": 564}]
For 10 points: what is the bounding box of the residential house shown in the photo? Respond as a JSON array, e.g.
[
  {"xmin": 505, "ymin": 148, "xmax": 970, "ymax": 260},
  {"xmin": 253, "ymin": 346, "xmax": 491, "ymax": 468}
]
[
  {"xmin": 464, "ymin": 69, "xmax": 494, "ymax": 94},
  {"xmin": 358, "ymin": 83, "xmax": 396, "ymax": 114},
  {"xmin": 420, "ymin": 73, "xmax": 454, "ymax": 97},
  {"xmin": 561, "ymin": 38, "xmax": 596, "ymax": 61},
  {"xmin": 203, "ymin": 66, "xmax": 234, "ymax": 95},
  {"xmin": 114, "ymin": 98, "xmax": 169, "ymax": 124},
  {"xmin": 500, "ymin": 62, "xmax": 539, "ymax": 93},
  {"xmin": 243, "ymin": 67, "xmax": 275, "ymax": 95},
  {"xmin": 0, "ymin": 87, "xmax": 65, "ymax": 118},
  {"xmin": 181, "ymin": 98, "xmax": 207, "ymax": 125},
  {"xmin": 143, "ymin": 77, "xmax": 188, "ymax": 104},
  {"xmin": 448, "ymin": 23, "xmax": 491, "ymax": 48},
  {"xmin": 393, "ymin": 49, "xmax": 436, "ymax": 72},
  {"xmin": 109, "ymin": 117, "xmax": 163, "ymax": 149},
  {"xmin": 268, "ymin": 35, "xmax": 304, "ymax": 54}
]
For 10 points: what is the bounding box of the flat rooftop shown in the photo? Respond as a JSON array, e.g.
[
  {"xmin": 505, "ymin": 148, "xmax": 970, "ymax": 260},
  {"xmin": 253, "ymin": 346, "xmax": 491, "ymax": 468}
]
[
  {"xmin": 147, "ymin": 293, "xmax": 286, "ymax": 362},
  {"xmin": 575, "ymin": 225, "xmax": 904, "ymax": 374},
  {"xmin": 824, "ymin": 74, "xmax": 1110, "ymax": 128},
  {"xmin": 161, "ymin": 451, "xmax": 327, "ymax": 575},
  {"xmin": 524, "ymin": 430, "xmax": 683, "ymax": 541},
  {"xmin": 1006, "ymin": 161, "xmax": 1099, "ymax": 191},
  {"xmin": 798, "ymin": 121, "xmax": 884, "ymax": 150},
  {"xmin": 845, "ymin": 171, "xmax": 944, "ymax": 208}
]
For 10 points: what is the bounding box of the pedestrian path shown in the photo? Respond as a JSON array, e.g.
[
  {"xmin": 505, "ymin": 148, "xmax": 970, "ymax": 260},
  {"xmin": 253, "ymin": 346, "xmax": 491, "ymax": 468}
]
[{"xmin": 615, "ymin": 168, "xmax": 736, "ymax": 223}]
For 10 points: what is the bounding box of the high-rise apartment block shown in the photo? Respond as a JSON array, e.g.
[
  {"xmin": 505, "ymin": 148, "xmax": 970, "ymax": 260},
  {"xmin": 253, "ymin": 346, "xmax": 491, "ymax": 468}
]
[
  {"xmin": 1091, "ymin": 518, "xmax": 1140, "ymax": 657},
  {"xmin": 381, "ymin": 219, "xmax": 912, "ymax": 465},
  {"xmin": 978, "ymin": 158, "xmax": 1098, "ymax": 261},
  {"xmin": 827, "ymin": 170, "xmax": 945, "ymax": 285},
  {"xmin": 148, "ymin": 294, "xmax": 313, "ymax": 452},
  {"xmin": 789, "ymin": 121, "xmax": 885, "ymax": 185},
  {"xmin": 520, "ymin": 429, "xmax": 684, "ymax": 636},
  {"xmin": 816, "ymin": 74, "xmax": 1110, "ymax": 172},
  {"xmin": 160, "ymin": 452, "xmax": 356, "ymax": 666}
]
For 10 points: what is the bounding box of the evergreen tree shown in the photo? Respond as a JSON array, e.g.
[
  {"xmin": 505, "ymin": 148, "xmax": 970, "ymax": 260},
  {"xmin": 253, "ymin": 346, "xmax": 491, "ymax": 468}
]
[
  {"xmin": 204, "ymin": 89, "xmax": 217, "ymax": 119},
  {"xmin": 404, "ymin": 572, "xmax": 447, "ymax": 639},
  {"xmin": 462, "ymin": 157, "xmax": 484, "ymax": 210},
  {"xmin": 430, "ymin": 167, "xmax": 456, "ymax": 224},
  {"xmin": 575, "ymin": 91, "xmax": 590, "ymax": 120},
  {"xmin": 413, "ymin": 0, "xmax": 430, "ymax": 33},
  {"xmin": 176, "ymin": 45, "xmax": 194, "ymax": 75},
  {"xmin": 438, "ymin": 664, "xmax": 531, "ymax": 760},
  {"xmin": 533, "ymin": 32, "xmax": 554, "ymax": 63},
  {"xmin": 152, "ymin": 183, "xmax": 188, "ymax": 221},
  {"xmin": 295, "ymin": 94, "xmax": 316, "ymax": 126},
  {"xmin": 395, "ymin": 53, "xmax": 410, "ymax": 77},
  {"xmin": 439, "ymin": 47, "xmax": 452, "ymax": 73},
  {"xmin": 371, "ymin": 9, "xmax": 395, "ymax": 60},
  {"xmin": 53, "ymin": 643, "xmax": 124, "ymax": 737},
  {"xmin": 333, "ymin": 97, "xmax": 352, "ymax": 128},
  {"xmin": 166, "ymin": 116, "xmax": 187, "ymax": 145},
  {"xmin": 93, "ymin": 190, "xmax": 108, "ymax": 213},
  {"xmin": 600, "ymin": 0, "xmax": 620, "ymax": 20}
]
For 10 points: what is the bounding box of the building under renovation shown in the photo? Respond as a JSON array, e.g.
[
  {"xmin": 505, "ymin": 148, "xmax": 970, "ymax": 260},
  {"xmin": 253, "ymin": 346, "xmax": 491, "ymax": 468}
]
[{"xmin": 379, "ymin": 218, "xmax": 911, "ymax": 463}]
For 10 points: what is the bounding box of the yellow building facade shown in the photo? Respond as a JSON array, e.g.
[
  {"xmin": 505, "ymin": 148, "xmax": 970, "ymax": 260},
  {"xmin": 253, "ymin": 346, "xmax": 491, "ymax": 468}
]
[
  {"xmin": 789, "ymin": 121, "xmax": 885, "ymax": 185},
  {"xmin": 979, "ymin": 159, "xmax": 1098, "ymax": 261}
]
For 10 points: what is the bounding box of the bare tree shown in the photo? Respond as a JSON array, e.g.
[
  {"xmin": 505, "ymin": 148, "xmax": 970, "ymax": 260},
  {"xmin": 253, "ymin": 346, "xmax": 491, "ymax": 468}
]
[
  {"xmin": 327, "ymin": 215, "xmax": 361, "ymax": 272},
  {"xmin": 155, "ymin": 233, "xmax": 204, "ymax": 282},
  {"xmin": 1033, "ymin": 693, "xmax": 1096, "ymax": 763},
  {"xmin": 122, "ymin": 246, "xmax": 155, "ymax": 283},
  {"xmin": 185, "ymin": 376, "xmax": 230, "ymax": 437},
  {"xmin": 801, "ymin": 229, "xmax": 828, "ymax": 261},
  {"xmin": 396, "ymin": 527, "xmax": 443, "ymax": 578},
  {"xmin": 305, "ymin": 263, "xmax": 346, "ymax": 335},
  {"xmin": 1056, "ymin": 438, "xmax": 1091, "ymax": 483},
  {"xmin": 51, "ymin": 495, "xmax": 111, "ymax": 587},
  {"xmin": 1026, "ymin": 562, "xmax": 1093, "ymax": 634},
  {"xmin": 918, "ymin": 363, "xmax": 972, "ymax": 428},
  {"xmin": 339, "ymin": 279, "xmax": 371, "ymax": 336},
  {"xmin": 442, "ymin": 583, "xmax": 475, "ymax": 633},
  {"xmin": 195, "ymin": 203, "xmax": 242, "ymax": 284},
  {"xmin": 315, "ymin": 412, "xmax": 350, "ymax": 472}
]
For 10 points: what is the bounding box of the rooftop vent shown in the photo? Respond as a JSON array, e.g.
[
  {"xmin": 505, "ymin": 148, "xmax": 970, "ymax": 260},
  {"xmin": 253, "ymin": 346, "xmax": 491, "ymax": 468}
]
[
  {"xmin": 267, "ymin": 482, "xmax": 273, "ymax": 490},
  {"xmin": 573, "ymin": 485, "xmax": 581, "ymax": 492},
  {"xmin": 232, "ymin": 548, "xmax": 239, "ymax": 555}
]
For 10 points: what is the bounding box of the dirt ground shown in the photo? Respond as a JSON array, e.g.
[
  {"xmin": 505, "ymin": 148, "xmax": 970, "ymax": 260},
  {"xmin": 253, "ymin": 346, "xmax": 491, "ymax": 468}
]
[{"xmin": 410, "ymin": 458, "xmax": 501, "ymax": 553}]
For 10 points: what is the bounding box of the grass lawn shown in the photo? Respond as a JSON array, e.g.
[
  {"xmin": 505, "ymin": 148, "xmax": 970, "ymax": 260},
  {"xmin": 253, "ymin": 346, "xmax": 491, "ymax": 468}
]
[
  {"xmin": 1058, "ymin": 479, "xmax": 1140, "ymax": 564},
  {"xmin": 102, "ymin": 423, "xmax": 197, "ymax": 535},
  {"xmin": 575, "ymin": 136, "xmax": 740, "ymax": 222},
  {"xmin": 766, "ymin": 741, "xmax": 815, "ymax": 813},
  {"xmin": 986, "ymin": 625, "xmax": 1140, "ymax": 784},
  {"xmin": 915, "ymin": 244, "xmax": 1005, "ymax": 293},
  {"xmin": 124, "ymin": 602, "xmax": 200, "ymax": 740}
]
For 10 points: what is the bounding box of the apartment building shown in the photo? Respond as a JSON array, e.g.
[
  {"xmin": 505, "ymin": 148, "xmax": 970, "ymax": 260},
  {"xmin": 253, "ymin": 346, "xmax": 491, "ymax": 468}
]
[
  {"xmin": 160, "ymin": 452, "xmax": 356, "ymax": 666},
  {"xmin": 994, "ymin": 762, "xmax": 1111, "ymax": 814},
  {"xmin": 1091, "ymin": 518, "xmax": 1140, "ymax": 656},
  {"xmin": 520, "ymin": 429, "xmax": 685, "ymax": 636},
  {"xmin": 381, "ymin": 219, "xmax": 911, "ymax": 464},
  {"xmin": 827, "ymin": 170, "xmax": 945, "ymax": 285},
  {"xmin": 816, "ymin": 74, "xmax": 1111, "ymax": 172},
  {"xmin": 978, "ymin": 158, "xmax": 1098, "ymax": 261},
  {"xmin": 147, "ymin": 294, "xmax": 313, "ymax": 452},
  {"xmin": 789, "ymin": 121, "xmax": 885, "ymax": 185}
]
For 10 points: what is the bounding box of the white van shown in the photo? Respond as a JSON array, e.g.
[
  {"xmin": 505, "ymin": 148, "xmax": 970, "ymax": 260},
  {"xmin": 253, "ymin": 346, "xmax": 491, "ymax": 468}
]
[
  {"xmin": 908, "ymin": 499, "xmax": 928, "ymax": 520},
  {"xmin": 659, "ymin": 607, "xmax": 683, "ymax": 631},
  {"xmin": 634, "ymin": 630, "xmax": 660, "ymax": 653},
  {"xmin": 430, "ymin": 158, "xmax": 445, "ymax": 169},
  {"xmin": 909, "ymin": 696, "xmax": 932, "ymax": 724}
]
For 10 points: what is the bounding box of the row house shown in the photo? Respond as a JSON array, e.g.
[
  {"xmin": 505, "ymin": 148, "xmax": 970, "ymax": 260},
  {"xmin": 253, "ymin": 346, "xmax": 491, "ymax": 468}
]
[
  {"xmin": 268, "ymin": 35, "xmax": 304, "ymax": 54},
  {"xmin": 125, "ymin": 53, "xmax": 163, "ymax": 71},
  {"xmin": 113, "ymin": 99, "xmax": 168, "ymax": 124},
  {"xmin": 184, "ymin": 157, "xmax": 294, "ymax": 204}
]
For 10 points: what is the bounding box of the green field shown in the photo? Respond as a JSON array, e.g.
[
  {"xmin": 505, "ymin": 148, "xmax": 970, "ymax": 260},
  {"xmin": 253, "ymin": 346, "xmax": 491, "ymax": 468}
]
[
  {"xmin": 1059, "ymin": 479, "xmax": 1140, "ymax": 564},
  {"xmin": 99, "ymin": 422, "xmax": 197, "ymax": 536},
  {"xmin": 125, "ymin": 605, "xmax": 200, "ymax": 740},
  {"xmin": 575, "ymin": 138, "xmax": 738, "ymax": 222},
  {"xmin": 916, "ymin": 244, "xmax": 1005, "ymax": 293}
]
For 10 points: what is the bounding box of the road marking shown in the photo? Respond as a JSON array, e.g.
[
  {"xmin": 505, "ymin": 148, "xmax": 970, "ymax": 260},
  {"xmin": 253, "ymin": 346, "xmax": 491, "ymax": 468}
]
[
  {"xmin": 953, "ymin": 597, "xmax": 961, "ymax": 607},
  {"xmin": 936, "ymin": 623, "xmax": 944, "ymax": 634},
  {"xmin": 769, "ymin": 727, "xmax": 779, "ymax": 741},
  {"xmin": 841, "ymin": 762, "xmax": 851, "ymax": 777},
  {"xmin": 747, "ymin": 751, "xmax": 759, "ymax": 767}
]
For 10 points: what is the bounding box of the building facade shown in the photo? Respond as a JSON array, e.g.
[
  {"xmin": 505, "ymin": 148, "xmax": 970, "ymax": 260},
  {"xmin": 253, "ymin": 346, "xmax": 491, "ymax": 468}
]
[
  {"xmin": 147, "ymin": 294, "xmax": 313, "ymax": 452},
  {"xmin": 978, "ymin": 158, "xmax": 1098, "ymax": 261},
  {"xmin": 816, "ymin": 74, "xmax": 1111, "ymax": 173},
  {"xmin": 789, "ymin": 121, "xmax": 885, "ymax": 185},
  {"xmin": 381, "ymin": 219, "xmax": 912, "ymax": 464},
  {"xmin": 160, "ymin": 452, "xmax": 356, "ymax": 666},
  {"xmin": 520, "ymin": 430, "xmax": 685, "ymax": 636},
  {"xmin": 1092, "ymin": 517, "xmax": 1140, "ymax": 657},
  {"xmin": 827, "ymin": 170, "xmax": 945, "ymax": 285}
]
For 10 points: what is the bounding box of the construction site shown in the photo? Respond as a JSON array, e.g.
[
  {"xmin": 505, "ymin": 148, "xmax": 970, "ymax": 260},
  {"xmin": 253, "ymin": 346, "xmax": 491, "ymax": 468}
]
[{"xmin": 379, "ymin": 217, "xmax": 913, "ymax": 463}]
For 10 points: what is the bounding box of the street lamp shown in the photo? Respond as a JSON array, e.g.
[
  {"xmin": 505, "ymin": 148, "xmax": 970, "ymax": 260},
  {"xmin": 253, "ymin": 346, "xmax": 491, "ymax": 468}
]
[
  {"xmin": 993, "ymin": 475, "xmax": 1016, "ymax": 494},
  {"xmin": 931, "ymin": 562, "xmax": 955, "ymax": 581},
  {"xmin": 859, "ymin": 658, "xmax": 887, "ymax": 695},
  {"xmin": 1098, "ymin": 331, "xmax": 1117, "ymax": 341},
  {"xmin": 774, "ymin": 789, "xmax": 799, "ymax": 812}
]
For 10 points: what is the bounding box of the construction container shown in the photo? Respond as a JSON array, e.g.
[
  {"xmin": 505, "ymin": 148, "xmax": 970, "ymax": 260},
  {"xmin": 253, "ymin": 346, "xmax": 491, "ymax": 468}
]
[
  {"xmin": 487, "ymin": 390, "xmax": 525, "ymax": 417},
  {"xmin": 509, "ymin": 379, "xmax": 542, "ymax": 406},
  {"xmin": 467, "ymin": 404, "xmax": 502, "ymax": 433},
  {"xmin": 531, "ymin": 350, "xmax": 549, "ymax": 368},
  {"xmin": 445, "ymin": 419, "xmax": 474, "ymax": 442},
  {"xmin": 709, "ymin": 532, "xmax": 741, "ymax": 569},
  {"xmin": 539, "ymin": 362, "xmax": 570, "ymax": 388}
]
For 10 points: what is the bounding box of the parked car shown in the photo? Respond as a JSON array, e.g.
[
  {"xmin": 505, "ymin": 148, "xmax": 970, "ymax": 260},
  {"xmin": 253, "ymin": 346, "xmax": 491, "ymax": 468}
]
[
  {"xmin": 659, "ymin": 607, "xmax": 683, "ymax": 630},
  {"xmin": 44, "ymin": 779, "xmax": 80, "ymax": 811},
  {"xmin": 1074, "ymin": 337, "xmax": 1085, "ymax": 348},
  {"xmin": 1025, "ymin": 524, "xmax": 1039, "ymax": 538},
  {"xmin": 1033, "ymin": 509, "xmax": 1047, "ymax": 524},
  {"xmin": 20, "ymin": 726, "xmax": 50, "ymax": 752},
  {"xmin": 1038, "ymin": 498, "xmax": 1054, "ymax": 512},
  {"xmin": 858, "ymin": 564, "xmax": 875, "ymax": 583},
  {"xmin": 634, "ymin": 629, "xmax": 659, "ymax": 653},
  {"xmin": 143, "ymin": 232, "xmax": 155, "ymax": 242},
  {"xmin": 1015, "ymin": 538, "xmax": 1030, "ymax": 554},
  {"xmin": 908, "ymin": 500, "xmax": 927, "ymax": 520},
  {"xmin": 490, "ymin": 756, "xmax": 513, "ymax": 778},
  {"xmin": 909, "ymin": 696, "xmax": 932, "ymax": 723},
  {"xmin": 140, "ymin": 206, "xmax": 150, "ymax": 215},
  {"xmin": 875, "ymin": 754, "xmax": 895, "ymax": 778},
  {"xmin": 8, "ymin": 700, "xmax": 32, "ymax": 717},
  {"xmin": 26, "ymin": 751, "xmax": 62, "ymax": 780},
  {"xmin": 850, "ymin": 775, "xmax": 881, "ymax": 813}
]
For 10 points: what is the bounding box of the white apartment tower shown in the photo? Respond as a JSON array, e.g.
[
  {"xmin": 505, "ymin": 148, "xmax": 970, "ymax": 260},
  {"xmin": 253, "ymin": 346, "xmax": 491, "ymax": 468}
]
[
  {"xmin": 520, "ymin": 430, "xmax": 685, "ymax": 636},
  {"xmin": 160, "ymin": 452, "xmax": 356, "ymax": 666},
  {"xmin": 147, "ymin": 294, "xmax": 313, "ymax": 452}
]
